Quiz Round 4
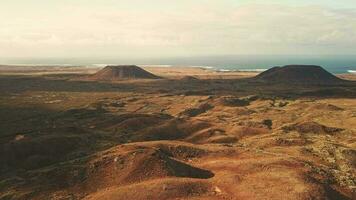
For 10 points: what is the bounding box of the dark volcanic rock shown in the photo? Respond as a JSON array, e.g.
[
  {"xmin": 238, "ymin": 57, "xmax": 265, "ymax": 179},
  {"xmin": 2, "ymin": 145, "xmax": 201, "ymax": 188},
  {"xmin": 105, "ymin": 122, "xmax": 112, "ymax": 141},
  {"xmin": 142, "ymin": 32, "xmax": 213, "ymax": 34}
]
[
  {"xmin": 282, "ymin": 121, "xmax": 344, "ymax": 135},
  {"xmin": 180, "ymin": 104, "xmax": 214, "ymax": 117},
  {"xmin": 220, "ymin": 97, "xmax": 250, "ymax": 107},
  {"xmin": 254, "ymin": 65, "xmax": 345, "ymax": 85},
  {"xmin": 89, "ymin": 65, "xmax": 160, "ymax": 80},
  {"xmin": 180, "ymin": 76, "xmax": 200, "ymax": 81}
]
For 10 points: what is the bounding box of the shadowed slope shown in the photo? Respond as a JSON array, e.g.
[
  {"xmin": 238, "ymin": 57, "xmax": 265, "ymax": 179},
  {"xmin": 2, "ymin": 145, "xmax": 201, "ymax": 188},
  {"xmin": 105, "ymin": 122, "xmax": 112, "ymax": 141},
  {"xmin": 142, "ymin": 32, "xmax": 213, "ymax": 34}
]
[{"xmin": 77, "ymin": 145, "xmax": 214, "ymax": 194}]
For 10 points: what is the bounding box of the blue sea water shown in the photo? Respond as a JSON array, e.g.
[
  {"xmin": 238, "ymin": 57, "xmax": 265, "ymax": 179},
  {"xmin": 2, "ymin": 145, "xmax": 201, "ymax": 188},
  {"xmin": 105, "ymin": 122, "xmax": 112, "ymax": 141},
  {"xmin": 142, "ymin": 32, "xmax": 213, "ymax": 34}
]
[
  {"xmin": 152, "ymin": 55, "xmax": 356, "ymax": 74},
  {"xmin": 1, "ymin": 55, "xmax": 356, "ymax": 74}
]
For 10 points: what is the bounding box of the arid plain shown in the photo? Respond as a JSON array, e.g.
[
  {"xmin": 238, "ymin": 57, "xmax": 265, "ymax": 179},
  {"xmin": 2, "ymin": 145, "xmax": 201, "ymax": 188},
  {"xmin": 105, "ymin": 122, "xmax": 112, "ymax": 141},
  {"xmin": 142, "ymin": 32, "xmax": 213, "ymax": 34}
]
[{"xmin": 0, "ymin": 65, "xmax": 355, "ymax": 200}]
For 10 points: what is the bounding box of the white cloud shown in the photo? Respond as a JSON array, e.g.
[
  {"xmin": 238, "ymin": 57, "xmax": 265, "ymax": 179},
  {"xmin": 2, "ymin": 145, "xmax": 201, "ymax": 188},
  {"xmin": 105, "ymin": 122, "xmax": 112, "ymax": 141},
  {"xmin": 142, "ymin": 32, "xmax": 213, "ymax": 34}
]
[{"xmin": 0, "ymin": 3, "xmax": 355, "ymax": 57}]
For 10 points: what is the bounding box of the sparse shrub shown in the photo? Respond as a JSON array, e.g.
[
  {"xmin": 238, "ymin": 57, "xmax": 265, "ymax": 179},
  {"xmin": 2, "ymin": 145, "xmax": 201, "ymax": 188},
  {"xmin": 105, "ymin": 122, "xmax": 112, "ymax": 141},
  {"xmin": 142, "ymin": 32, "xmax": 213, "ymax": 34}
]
[
  {"xmin": 262, "ymin": 119, "xmax": 273, "ymax": 129},
  {"xmin": 221, "ymin": 97, "xmax": 249, "ymax": 107},
  {"xmin": 278, "ymin": 102, "xmax": 289, "ymax": 107}
]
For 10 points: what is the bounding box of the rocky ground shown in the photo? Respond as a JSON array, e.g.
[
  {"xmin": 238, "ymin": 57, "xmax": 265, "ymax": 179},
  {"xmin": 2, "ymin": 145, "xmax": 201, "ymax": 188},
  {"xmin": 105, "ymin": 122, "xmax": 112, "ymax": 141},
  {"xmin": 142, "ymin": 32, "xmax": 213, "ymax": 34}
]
[{"xmin": 0, "ymin": 66, "xmax": 355, "ymax": 200}]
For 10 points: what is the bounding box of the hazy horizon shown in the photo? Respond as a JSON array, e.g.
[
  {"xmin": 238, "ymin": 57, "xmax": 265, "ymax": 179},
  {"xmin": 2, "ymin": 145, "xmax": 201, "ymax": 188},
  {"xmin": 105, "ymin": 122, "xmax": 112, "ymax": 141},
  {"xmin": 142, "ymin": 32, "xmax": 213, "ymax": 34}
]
[
  {"xmin": 1, "ymin": 54, "xmax": 355, "ymax": 74},
  {"xmin": 1, "ymin": 0, "xmax": 356, "ymax": 59}
]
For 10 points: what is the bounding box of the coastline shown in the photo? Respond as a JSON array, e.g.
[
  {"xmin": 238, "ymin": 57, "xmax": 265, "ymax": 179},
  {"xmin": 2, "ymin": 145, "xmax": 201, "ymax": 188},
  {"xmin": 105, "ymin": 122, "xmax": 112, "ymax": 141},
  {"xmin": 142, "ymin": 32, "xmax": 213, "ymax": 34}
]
[{"xmin": 0, "ymin": 64, "xmax": 355, "ymax": 81}]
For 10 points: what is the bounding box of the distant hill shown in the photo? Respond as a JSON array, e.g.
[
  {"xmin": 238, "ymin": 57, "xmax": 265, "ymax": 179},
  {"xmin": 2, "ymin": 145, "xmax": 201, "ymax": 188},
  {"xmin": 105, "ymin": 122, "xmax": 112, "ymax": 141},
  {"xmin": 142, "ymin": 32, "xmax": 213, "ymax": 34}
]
[
  {"xmin": 89, "ymin": 65, "xmax": 160, "ymax": 80},
  {"xmin": 254, "ymin": 65, "xmax": 345, "ymax": 84}
]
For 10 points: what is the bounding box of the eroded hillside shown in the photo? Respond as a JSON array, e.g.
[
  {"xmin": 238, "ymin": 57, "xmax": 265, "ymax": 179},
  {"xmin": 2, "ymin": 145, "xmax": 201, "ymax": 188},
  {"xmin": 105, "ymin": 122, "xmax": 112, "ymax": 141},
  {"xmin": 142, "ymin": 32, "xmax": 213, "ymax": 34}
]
[{"xmin": 0, "ymin": 70, "xmax": 355, "ymax": 200}]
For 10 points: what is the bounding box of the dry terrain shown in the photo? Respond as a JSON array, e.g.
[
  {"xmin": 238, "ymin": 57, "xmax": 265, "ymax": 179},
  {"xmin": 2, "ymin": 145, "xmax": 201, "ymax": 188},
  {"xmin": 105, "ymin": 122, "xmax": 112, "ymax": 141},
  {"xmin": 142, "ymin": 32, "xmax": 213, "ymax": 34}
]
[{"xmin": 0, "ymin": 65, "xmax": 355, "ymax": 200}]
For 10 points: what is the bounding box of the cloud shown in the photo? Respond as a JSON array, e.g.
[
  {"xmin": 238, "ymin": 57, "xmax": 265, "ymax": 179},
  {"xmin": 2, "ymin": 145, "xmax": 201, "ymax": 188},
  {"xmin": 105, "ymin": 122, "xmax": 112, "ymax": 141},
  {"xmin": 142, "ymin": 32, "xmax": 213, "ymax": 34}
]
[{"xmin": 0, "ymin": 3, "xmax": 355, "ymax": 57}]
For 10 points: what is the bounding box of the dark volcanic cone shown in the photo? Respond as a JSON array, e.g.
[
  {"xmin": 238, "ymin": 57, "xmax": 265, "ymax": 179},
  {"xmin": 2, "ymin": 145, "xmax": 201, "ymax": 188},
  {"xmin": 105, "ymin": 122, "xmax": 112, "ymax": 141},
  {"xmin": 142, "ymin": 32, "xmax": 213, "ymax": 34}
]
[
  {"xmin": 254, "ymin": 65, "xmax": 345, "ymax": 85},
  {"xmin": 90, "ymin": 65, "xmax": 160, "ymax": 80}
]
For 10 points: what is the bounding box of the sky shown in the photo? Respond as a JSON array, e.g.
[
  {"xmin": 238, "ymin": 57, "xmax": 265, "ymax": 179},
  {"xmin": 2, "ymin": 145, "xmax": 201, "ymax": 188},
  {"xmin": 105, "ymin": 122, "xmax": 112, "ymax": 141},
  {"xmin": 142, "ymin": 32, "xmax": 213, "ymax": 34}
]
[{"xmin": 0, "ymin": 0, "xmax": 356, "ymax": 59}]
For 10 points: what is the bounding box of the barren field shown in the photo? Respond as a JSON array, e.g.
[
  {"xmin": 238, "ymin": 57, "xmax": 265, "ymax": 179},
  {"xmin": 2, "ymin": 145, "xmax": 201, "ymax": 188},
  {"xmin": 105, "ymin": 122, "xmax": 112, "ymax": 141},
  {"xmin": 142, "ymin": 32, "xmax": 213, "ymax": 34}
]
[{"xmin": 0, "ymin": 65, "xmax": 355, "ymax": 200}]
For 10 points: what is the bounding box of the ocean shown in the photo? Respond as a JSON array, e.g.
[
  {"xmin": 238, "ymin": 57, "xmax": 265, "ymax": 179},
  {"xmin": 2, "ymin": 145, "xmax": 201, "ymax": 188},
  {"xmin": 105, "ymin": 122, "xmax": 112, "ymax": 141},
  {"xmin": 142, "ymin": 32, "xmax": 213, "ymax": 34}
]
[{"xmin": 1, "ymin": 55, "xmax": 356, "ymax": 74}]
